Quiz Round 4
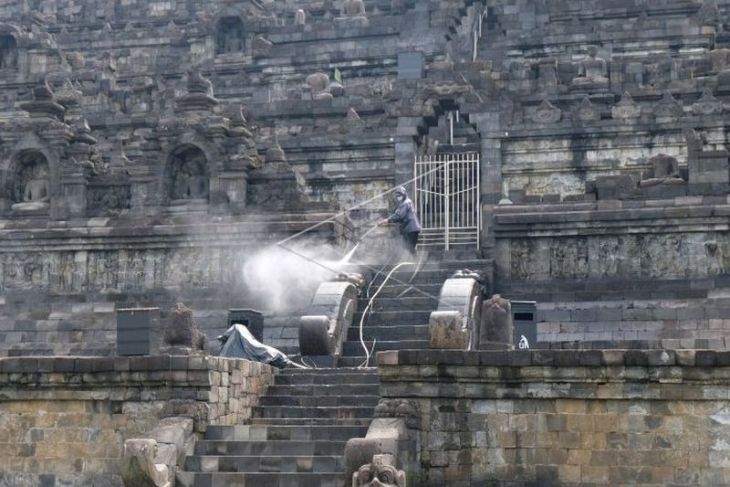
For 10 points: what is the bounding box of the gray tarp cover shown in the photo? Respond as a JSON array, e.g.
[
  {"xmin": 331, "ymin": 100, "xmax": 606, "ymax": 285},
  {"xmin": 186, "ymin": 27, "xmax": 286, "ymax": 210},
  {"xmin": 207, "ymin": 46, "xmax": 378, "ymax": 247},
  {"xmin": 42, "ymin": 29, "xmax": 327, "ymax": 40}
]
[{"xmin": 218, "ymin": 324, "xmax": 291, "ymax": 368}]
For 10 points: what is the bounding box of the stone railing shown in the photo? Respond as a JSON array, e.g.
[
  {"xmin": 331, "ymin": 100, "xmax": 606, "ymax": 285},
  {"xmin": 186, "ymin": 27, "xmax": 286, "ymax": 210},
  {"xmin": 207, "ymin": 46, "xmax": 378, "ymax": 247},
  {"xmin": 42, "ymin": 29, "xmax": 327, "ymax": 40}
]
[
  {"xmin": 299, "ymin": 276, "xmax": 362, "ymax": 356},
  {"xmin": 428, "ymin": 273, "xmax": 482, "ymax": 350},
  {"xmin": 377, "ymin": 349, "xmax": 730, "ymax": 485},
  {"xmin": 0, "ymin": 355, "xmax": 274, "ymax": 487}
]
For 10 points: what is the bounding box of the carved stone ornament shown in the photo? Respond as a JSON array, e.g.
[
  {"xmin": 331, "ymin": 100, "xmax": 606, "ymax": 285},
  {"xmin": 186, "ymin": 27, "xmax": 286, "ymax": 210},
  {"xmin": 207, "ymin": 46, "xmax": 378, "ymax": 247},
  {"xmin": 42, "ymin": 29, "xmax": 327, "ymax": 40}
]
[
  {"xmin": 653, "ymin": 91, "xmax": 683, "ymax": 119},
  {"xmin": 575, "ymin": 96, "xmax": 601, "ymax": 122},
  {"xmin": 692, "ymin": 87, "xmax": 724, "ymax": 116},
  {"xmin": 374, "ymin": 399, "xmax": 419, "ymax": 428},
  {"xmin": 611, "ymin": 91, "xmax": 641, "ymax": 119},
  {"xmin": 120, "ymin": 439, "xmax": 170, "ymax": 487},
  {"xmin": 162, "ymin": 302, "xmax": 207, "ymax": 352},
  {"xmin": 532, "ymin": 99, "xmax": 562, "ymax": 124},
  {"xmin": 480, "ymin": 294, "xmax": 513, "ymax": 347},
  {"xmin": 352, "ymin": 453, "xmax": 406, "ymax": 487}
]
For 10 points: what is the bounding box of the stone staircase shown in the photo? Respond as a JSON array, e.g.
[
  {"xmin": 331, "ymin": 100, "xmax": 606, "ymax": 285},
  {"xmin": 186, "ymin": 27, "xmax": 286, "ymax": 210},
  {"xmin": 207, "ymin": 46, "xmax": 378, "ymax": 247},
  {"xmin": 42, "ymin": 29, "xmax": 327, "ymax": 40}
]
[
  {"xmin": 177, "ymin": 368, "xmax": 377, "ymax": 487},
  {"xmin": 178, "ymin": 256, "xmax": 489, "ymax": 486},
  {"xmin": 339, "ymin": 258, "xmax": 487, "ymax": 366}
]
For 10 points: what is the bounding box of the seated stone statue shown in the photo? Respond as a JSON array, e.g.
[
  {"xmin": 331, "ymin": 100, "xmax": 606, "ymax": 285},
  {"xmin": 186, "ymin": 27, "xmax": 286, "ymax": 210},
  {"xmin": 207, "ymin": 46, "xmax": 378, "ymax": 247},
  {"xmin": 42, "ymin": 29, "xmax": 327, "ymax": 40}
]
[
  {"xmin": 0, "ymin": 36, "xmax": 17, "ymax": 70},
  {"xmin": 172, "ymin": 160, "xmax": 208, "ymax": 200},
  {"xmin": 306, "ymin": 72, "xmax": 333, "ymax": 100},
  {"xmin": 572, "ymin": 46, "xmax": 608, "ymax": 86},
  {"xmin": 639, "ymin": 154, "xmax": 684, "ymax": 187},
  {"xmin": 336, "ymin": 0, "xmax": 368, "ymax": 25},
  {"xmin": 294, "ymin": 9, "xmax": 306, "ymax": 25},
  {"xmin": 183, "ymin": 175, "xmax": 208, "ymax": 199},
  {"xmin": 12, "ymin": 167, "xmax": 50, "ymax": 211},
  {"xmin": 342, "ymin": 0, "xmax": 366, "ymax": 17}
]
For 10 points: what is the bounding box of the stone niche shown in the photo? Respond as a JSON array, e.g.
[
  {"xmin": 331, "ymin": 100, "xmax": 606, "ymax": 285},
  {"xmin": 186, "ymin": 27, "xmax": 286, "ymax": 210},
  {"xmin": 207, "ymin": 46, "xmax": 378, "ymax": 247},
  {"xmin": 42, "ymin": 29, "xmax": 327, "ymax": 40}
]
[
  {"xmin": 0, "ymin": 34, "xmax": 17, "ymax": 70},
  {"xmin": 165, "ymin": 144, "xmax": 210, "ymax": 208},
  {"xmin": 216, "ymin": 17, "xmax": 245, "ymax": 55},
  {"xmin": 8, "ymin": 149, "xmax": 51, "ymax": 212}
]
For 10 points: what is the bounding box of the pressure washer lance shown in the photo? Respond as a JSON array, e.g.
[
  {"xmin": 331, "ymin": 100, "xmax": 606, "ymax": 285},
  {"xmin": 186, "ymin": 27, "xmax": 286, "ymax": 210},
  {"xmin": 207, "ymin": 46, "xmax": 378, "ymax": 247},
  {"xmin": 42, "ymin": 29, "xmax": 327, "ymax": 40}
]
[{"xmin": 338, "ymin": 223, "xmax": 381, "ymax": 266}]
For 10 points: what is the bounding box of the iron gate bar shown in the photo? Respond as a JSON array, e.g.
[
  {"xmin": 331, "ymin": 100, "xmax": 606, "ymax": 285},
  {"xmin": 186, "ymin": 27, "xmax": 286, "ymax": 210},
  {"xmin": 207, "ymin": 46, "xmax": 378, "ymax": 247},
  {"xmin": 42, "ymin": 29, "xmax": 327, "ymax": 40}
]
[{"xmin": 414, "ymin": 152, "xmax": 480, "ymax": 251}]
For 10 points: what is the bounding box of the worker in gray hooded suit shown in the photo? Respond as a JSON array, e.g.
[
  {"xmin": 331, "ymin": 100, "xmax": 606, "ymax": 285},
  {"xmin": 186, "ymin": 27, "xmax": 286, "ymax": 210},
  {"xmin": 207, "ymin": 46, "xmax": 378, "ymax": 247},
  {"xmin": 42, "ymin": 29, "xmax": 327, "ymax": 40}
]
[{"xmin": 381, "ymin": 186, "xmax": 421, "ymax": 256}]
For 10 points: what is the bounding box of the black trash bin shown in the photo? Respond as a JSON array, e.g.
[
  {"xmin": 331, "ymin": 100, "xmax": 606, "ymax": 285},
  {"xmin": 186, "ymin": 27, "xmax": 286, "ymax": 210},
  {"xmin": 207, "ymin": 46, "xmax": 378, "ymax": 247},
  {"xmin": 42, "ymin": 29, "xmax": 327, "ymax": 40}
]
[
  {"xmin": 511, "ymin": 301, "xmax": 537, "ymax": 350},
  {"xmin": 117, "ymin": 307, "xmax": 160, "ymax": 356}
]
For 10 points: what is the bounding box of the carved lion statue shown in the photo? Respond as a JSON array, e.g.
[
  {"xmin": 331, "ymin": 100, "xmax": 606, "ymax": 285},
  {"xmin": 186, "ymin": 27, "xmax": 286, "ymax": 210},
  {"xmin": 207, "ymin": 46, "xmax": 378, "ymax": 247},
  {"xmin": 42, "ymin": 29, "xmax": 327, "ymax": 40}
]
[
  {"xmin": 353, "ymin": 454, "xmax": 406, "ymax": 487},
  {"xmin": 162, "ymin": 302, "xmax": 207, "ymax": 351},
  {"xmin": 120, "ymin": 438, "xmax": 170, "ymax": 487}
]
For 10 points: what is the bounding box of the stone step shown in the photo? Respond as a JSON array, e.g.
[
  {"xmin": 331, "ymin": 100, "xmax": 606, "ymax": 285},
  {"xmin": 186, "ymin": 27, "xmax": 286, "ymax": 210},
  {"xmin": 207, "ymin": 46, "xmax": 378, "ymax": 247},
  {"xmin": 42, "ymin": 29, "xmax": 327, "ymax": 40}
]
[
  {"xmin": 368, "ymin": 273, "xmax": 451, "ymax": 287},
  {"xmin": 278, "ymin": 367, "xmax": 375, "ymax": 375},
  {"xmin": 252, "ymin": 406, "xmax": 375, "ymax": 420},
  {"xmin": 342, "ymin": 339, "xmax": 430, "ymax": 355},
  {"xmin": 184, "ymin": 454, "xmax": 344, "ymax": 473},
  {"xmin": 249, "ymin": 417, "xmax": 372, "ymax": 427},
  {"xmin": 272, "ymin": 371, "xmax": 378, "ymax": 386},
  {"xmin": 370, "ymin": 283, "xmax": 443, "ymax": 298},
  {"xmin": 346, "ymin": 324, "xmax": 430, "ymax": 341},
  {"xmin": 336, "ymin": 356, "xmax": 373, "ymax": 368},
  {"xmin": 176, "ymin": 471, "xmax": 344, "ymax": 487},
  {"xmin": 265, "ymin": 383, "xmax": 380, "ymax": 397},
  {"xmin": 194, "ymin": 440, "xmax": 347, "ymax": 457},
  {"xmin": 355, "ymin": 310, "xmax": 431, "ymax": 325},
  {"xmin": 259, "ymin": 394, "xmax": 380, "ymax": 408},
  {"xmin": 360, "ymin": 296, "xmax": 439, "ymax": 311},
  {"xmin": 204, "ymin": 425, "xmax": 368, "ymax": 442}
]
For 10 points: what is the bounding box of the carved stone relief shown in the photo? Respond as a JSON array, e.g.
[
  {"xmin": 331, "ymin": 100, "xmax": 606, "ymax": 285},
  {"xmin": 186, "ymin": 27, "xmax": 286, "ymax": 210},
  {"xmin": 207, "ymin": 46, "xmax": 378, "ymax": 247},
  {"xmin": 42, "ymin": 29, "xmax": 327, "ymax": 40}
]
[
  {"xmin": 612, "ymin": 92, "xmax": 641, "ymax": 119},
  {"xmin": 501, "ymin": 232, "xmax": 730, "ymax": 282},
  {"xmin": 691, "ymin": 87, "xmax": 723, "ymax": 116},
  {"xmin": 574, "ymin": 96, "xmax": 600, "ymax": 122},
  {"xmin": 0, "ymin": 246, "xmax": 247, "ymax": 293},
  {"xmin": 532, "ymin": 99, "xmax": 561, "ymax": 124}
]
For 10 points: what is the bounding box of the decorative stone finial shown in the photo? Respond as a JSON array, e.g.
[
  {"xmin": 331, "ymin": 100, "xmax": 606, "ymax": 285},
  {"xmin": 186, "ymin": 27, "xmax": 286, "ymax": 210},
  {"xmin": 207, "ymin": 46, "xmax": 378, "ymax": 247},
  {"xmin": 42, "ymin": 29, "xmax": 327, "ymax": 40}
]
[
  {"xmin": 266, "ymin": 144, "xmax": 287, "ymax": 163},
  {"xmin": 186, "ymin": 69, "xmax": 213, "ymax": 96},
  {"xmin": 612, "ymin": 91, "xmax": 641, "ymax": 119}
]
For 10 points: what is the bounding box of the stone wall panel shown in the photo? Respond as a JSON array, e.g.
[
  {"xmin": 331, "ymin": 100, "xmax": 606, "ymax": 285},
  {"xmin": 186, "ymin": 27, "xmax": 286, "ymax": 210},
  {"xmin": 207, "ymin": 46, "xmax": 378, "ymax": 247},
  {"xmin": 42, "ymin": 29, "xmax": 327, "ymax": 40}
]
[{"xmin": 0, "ymin": 356, "xmax": 274, "ymax": 486}]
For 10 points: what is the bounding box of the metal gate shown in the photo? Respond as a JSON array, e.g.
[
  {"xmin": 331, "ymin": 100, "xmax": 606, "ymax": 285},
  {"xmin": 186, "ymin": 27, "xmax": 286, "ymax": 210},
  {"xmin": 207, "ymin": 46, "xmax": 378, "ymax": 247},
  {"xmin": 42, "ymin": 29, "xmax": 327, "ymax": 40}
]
[{"xmin": 414, "ymin": 152, "xmax": 480, "ymax": 250}]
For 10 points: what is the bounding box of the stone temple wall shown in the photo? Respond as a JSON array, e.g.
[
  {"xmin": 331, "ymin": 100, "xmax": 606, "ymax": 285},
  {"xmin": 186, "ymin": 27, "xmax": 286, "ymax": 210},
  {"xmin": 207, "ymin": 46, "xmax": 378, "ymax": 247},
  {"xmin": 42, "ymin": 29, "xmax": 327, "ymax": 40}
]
[
  {"xmin": 378, "ymin": 349, "xmax": 730, "ymax": 486},
  {"xmin": 0, "ymin": 216, "xmax": 343, "ymax": 356},
  {"xmin": 2, "ymin": 0, "xmax": 730, "ymax": 353},
  {"xmin": 0, "ymin": 355, "xmax": 274, "ymax": 486},
  {"xmin": 470, "ymin": 0, "xmax": 730, "ymax": 348},
  {"xmin": 0, "ymin": 0, "xmax": 479, "ymax": 356}
]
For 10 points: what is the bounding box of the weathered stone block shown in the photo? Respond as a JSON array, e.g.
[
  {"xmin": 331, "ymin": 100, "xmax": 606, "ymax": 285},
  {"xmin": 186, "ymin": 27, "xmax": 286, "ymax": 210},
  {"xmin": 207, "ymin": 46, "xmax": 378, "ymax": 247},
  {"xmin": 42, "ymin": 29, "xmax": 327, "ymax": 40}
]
[{"xmin": 428, "ymin": 311, "xmax": 468, "ymax": 350}]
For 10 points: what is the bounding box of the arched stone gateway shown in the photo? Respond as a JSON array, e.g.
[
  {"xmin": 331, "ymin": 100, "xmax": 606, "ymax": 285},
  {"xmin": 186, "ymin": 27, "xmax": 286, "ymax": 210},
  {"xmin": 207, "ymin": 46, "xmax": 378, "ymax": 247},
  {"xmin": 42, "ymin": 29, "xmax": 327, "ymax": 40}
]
[
  {"xmin": 166, "ymin": 144, "xmax": 209, "ymax": 203},
  {"xmin": 9, "ymin": 150, "xmax": 50, "ymax": 211}
]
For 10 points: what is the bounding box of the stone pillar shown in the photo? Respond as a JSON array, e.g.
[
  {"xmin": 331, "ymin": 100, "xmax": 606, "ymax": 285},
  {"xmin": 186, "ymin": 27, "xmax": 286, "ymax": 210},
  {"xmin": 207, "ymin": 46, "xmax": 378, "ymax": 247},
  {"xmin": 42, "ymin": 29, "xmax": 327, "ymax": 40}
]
[
  {"xmin": 128, "ymin": 167, "xmax": 159, "ymax": 208},
  {"xmin": 218, "ymin": 171, "xmax": 248, "ymax": 208},
  {"xmin": 472, "ymin": 111, "xmax": 503, "ymax": 258},
  {"xmin": 394, "ymin": 117, "xmax": 421, "ymax": 188},
  {"xmin": 60, "ymin": 171, "xmax": 88, "ymax": 218}
]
